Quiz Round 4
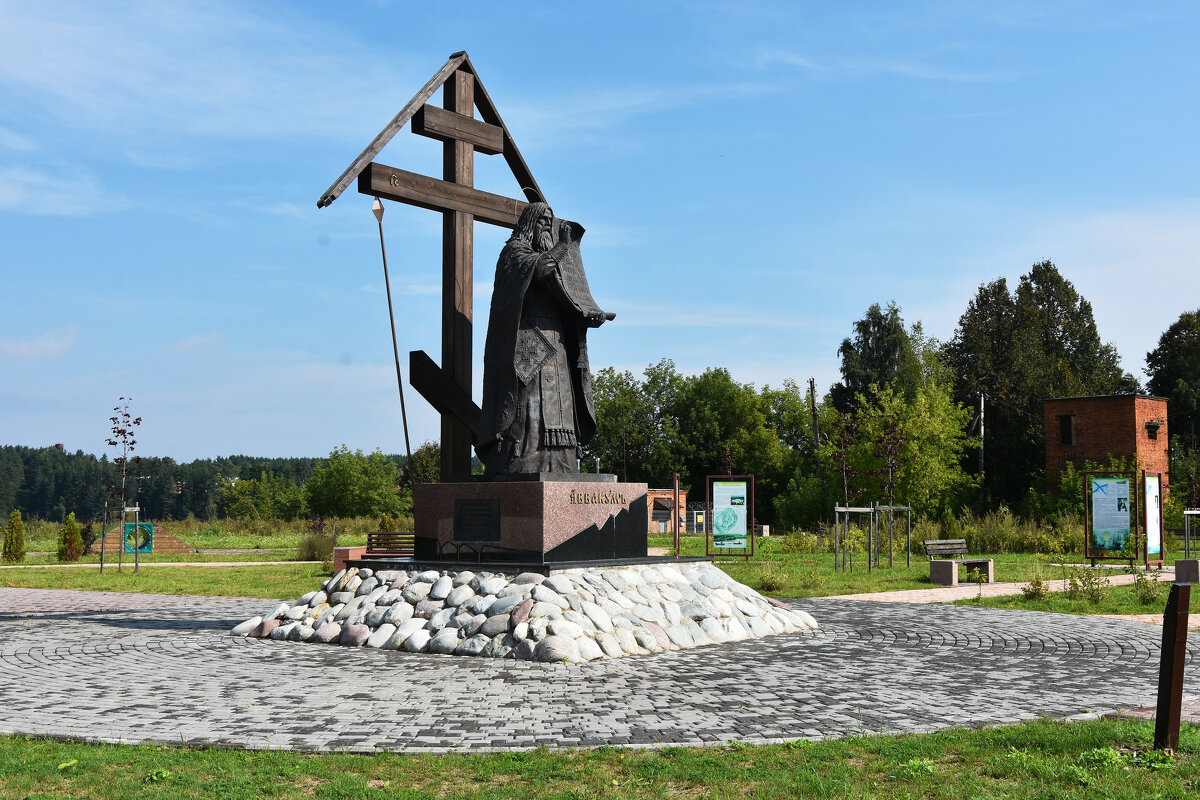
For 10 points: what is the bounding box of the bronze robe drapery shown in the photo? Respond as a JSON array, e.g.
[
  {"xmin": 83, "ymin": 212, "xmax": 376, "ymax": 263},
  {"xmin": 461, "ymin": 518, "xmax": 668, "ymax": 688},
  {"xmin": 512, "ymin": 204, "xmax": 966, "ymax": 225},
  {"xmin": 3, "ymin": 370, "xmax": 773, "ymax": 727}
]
[{"xmin": 477, "ymin": 220, "xmax": 603, "ymax": 474}]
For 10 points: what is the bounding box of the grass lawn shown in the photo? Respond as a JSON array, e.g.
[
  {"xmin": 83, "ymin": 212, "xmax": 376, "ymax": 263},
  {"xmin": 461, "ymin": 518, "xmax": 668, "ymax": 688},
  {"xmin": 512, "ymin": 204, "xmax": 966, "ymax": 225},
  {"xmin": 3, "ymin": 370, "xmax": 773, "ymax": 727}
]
[
  {"xmin": 16, "ymin": 550, "xmax": 303, "ymax": 566},
  {"xmin": 0, "ymin": 563, "xmax": 324, "ymax": 599},
  {"xmin": 1, "ymin": 718, "xmax": 1196, "ymax": 799},
  {"xmin": 954, "ymin": 581, "xmax": 1200, "ymax": 616}
]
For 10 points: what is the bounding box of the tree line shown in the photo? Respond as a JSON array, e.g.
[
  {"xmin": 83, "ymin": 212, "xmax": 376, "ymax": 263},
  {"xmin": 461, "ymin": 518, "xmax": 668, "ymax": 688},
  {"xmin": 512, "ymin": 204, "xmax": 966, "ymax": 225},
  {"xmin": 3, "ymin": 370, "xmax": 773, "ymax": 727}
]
[{"xmin": 584, "ymin": 261, "xmax": 1200, "ymax": 527}]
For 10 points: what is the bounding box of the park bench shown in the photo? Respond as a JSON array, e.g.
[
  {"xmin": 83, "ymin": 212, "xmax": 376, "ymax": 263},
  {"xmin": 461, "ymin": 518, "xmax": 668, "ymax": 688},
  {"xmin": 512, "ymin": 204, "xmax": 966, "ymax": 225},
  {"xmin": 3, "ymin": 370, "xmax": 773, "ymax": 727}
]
[
  {"xmin": 365, "ymin": 531, "xmax": 415, "ymax": 558},
  {"xmin": 922, "ymin": 539, "xmax": 994, "ymax": 587}
]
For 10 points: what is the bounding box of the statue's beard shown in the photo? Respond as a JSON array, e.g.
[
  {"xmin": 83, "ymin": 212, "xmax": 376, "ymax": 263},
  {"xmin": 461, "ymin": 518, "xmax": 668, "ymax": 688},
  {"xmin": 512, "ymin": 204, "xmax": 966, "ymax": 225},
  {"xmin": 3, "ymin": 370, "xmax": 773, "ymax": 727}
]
[{"xmin": 534, "ymin": 231, "xmax": 553, "ymax": 252}]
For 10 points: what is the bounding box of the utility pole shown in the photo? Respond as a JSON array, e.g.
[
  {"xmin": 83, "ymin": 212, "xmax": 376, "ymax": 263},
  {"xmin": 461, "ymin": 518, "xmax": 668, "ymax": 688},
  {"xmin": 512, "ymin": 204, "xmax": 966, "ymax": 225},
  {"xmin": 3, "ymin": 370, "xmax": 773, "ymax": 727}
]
[{"xmin": 809, "ymin": 377, "xmax": 825, "ymax": 516}]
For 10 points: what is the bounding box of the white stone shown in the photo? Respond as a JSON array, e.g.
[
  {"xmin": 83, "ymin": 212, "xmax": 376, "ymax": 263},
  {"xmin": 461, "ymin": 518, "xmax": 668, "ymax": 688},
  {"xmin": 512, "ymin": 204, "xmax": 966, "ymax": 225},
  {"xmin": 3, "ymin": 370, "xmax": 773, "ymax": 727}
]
[
  {"xmin": 543, "ymin": 575, "xmax": 575, "ymax": 594},
  {"xmin": 263, "ymin": 603, "xmax": 289, "ymax": 621},
  {"xmin": 495, "ymin": 583, "xmax": 528, "ymax": 598},
  {"xmin": 580, "ymin": 601, "xmax": 613, "ymax": 633},
  {"xmin": 416, "ymin": 569, "xmax": 441, "ymax": 583},
  {"xmin": 661, "ymin": 601, "xmax": 682, "ymax": 626},
  {"xmin": 444, "ymin": 584, "xmax": 475, "ymax": 608},
  {"xmin": 511, "ymin": 621, "xmax": 529, "ymax": 641},
  {"xmin": 479, "ymin": 577, "xmax": 508, "ymax": 596},
  {"xmin": 231, "ymin": 616, "xmax": 262, "ymax": 636},
  {"xmin": 594, "ymin": 631, "xmax": 624, "ymax": 658},
  {"xmin": 547, "ymin": 619, "xmax": 584, "ymax": 639},
  {"xmin": 613, "ymin": 627, "xmax": 642, "ymax": 654},
  {"xmin": 632, "ymin": 627, "xmax": 661, "ymax": 652},
  {"xmin": 576, "ymin": 637, "xmax": 604, "ymax": 661},
  {"xmin": 384, "ymin": 601, "xmax": 414, "ymax": 625},
  {"xmin": 641, "ymin": 567, "xmax": 664, "ymax": 584},
  {"xmin": 665, "ymin": 625, "xmax": 694, "ymax": 648},
  {"xmin": 452, "ymin": 570, "xmax": 476, "ymax": 587},
  {"xmin": 700, "ymin": 617, "xmax": 728, "ymax": 643},
  {"xmin": 534, "ymin": 635, "xmax": 581, "ymax": 662},
  {"xmin": 284, "ymin": 605, "xmax": 308, "ymax": 621},
  {"xmin": 455, "ymin": 633, "xmax": 492, "ymax": 657},
  {"xmin": 427, "ymin": 607, "xmax": 456, "ymax": 631},
  {"xmin": 793, "ymin": 609, "xmax": 818, "ymax": 630},
  {"xmin": 269, "ymin": 621, "xmax": 297, "ymax": 640},
  {"xmin": 365, "ymin": 623, "xmax": 396, "ymax": 648},
  {"xmin": 617, "ymin": 569, "xmax": 643, "ymax": 586},
  {"xmin": 531, "ymin": 585, "xmax": 569, "ymax": 609},
  {"xmin": 429, "ymin": 576, "xmax": 454, "ymax": 600},
  {"xmin": 402, "ymin": 583, "xmax": 432, "ymax": 604},
  {"xmin": 428, "ymin": 627, "xmax": 461, "ymax": 654},
  {"xmin": 659, "ymin": 566, "xmax": 686, "ymax": 583},
  {"xmin": 402, "ymin": 629, "xmax": 432, "ymax": 652},
  {"xmin": 528, "ymin": 618, "xmax": 549, "ymax": 641},
  {"xmin": 376, "ymin": 589, "xmax": 402, "ymax": 606},
  {"xmin": 345, "ymin": 575, "xmax": 362, "ymax": 592},
  {"xmin": 528, "ymin": 601, "xmax": 561, "ymax": 618}
]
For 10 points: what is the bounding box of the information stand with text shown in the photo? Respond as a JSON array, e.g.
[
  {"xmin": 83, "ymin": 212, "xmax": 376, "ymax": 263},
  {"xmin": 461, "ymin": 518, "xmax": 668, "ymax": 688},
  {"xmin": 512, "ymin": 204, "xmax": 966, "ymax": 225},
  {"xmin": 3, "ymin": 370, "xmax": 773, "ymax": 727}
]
[{"xmin": 705, "ymin": 475, "xmax": 755, "ymax": 561}]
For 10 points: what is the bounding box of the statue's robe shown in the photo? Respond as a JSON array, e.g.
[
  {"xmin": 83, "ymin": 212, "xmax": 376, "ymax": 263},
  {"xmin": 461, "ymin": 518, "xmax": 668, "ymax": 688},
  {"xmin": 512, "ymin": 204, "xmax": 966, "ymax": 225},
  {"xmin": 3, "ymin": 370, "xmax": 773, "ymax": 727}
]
[{"xmin": 477, "ymin": 221, "xmax": 603, "ymax": 474}]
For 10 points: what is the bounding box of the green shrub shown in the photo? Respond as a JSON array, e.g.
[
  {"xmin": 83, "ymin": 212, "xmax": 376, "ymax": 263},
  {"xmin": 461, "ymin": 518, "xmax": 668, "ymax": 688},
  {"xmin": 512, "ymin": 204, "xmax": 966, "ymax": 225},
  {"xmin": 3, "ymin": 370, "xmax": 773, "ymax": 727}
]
[
  {"xmin": 1021, "ymin": 577, "xmax": 1050, "ymax": 601},
  {"xmin": 79, "ymin": 521, "xmax": 96, "ymax": 554},
  {"xmin": 56, "ymin": 512, "xmax": 82, "ymax": 562},
  {"xmin": 757, "ymin": 564, "xmax": 788, "ymax": 593},
  {"xmin": 296, "ymin": 517, "xmax": 337, "ymax": 562},
  {"xmin": 780, "ymin": 530, "xmax": 822, "ymax": 554},
  {"xmin": 1131, "ymin": 570, "xmax": 1164, "ymax": 606},
  {"xmin": 2, "ymin": 509, "xmax": 26, "ymax": 562}
]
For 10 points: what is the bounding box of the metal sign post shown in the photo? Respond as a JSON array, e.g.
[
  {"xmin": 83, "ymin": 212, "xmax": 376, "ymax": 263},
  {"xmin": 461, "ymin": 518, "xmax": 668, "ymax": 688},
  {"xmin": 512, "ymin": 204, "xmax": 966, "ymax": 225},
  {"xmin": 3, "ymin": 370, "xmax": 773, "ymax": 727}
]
[{"xmin": 1184, "ymin": 509, "xmax": 1199, "ymax": 559}]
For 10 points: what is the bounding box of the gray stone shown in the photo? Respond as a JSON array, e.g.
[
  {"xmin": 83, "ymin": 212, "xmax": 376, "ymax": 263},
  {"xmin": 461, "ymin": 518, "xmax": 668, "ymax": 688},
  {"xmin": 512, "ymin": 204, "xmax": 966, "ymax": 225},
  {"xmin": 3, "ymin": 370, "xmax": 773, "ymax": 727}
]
[
  {"xmin": 641, "ymin": 567, "xmax": 664, "ymax": 584},
  {"xmin": 576, "ymin": 637, "xmax": 604, "ymax": 661},
  {"xmin": 416, "ymin": 569, "xmax": 442, "ymax": 584},
  {"xmin": 345, "ymin": 575, "xmax": 362, "ymax": 593},
  {"xmin": 481, "ymin": 614, "xmax": 511, "ymax": 638},
  {"xmin": 355, "ymin": 576, "xmax": 379, "ymax": 596},
  {"xmin": 357, "ymin": 568, "xmax": 373, "ymax": 578},
  {"xmin": 376, "ymin": 589, "xmax": 402, "ymax": 606},
  {"xmin": 454, "ymin": 634, "xmax": 491, "ymax": 657},
  {"xmin": 290, "ymin": 624, "xmax": 315, "ymax": 642},
  {"xmin": 429, "ymin": 575, "xmax": 454, "ymax": 600},
  {"xmin": 659, "ymin": 584, "xmax": 683, "ymax": 603},
  {"xmin": 641, "ymin": 621, "xmax": 674, "ymax": 650},
  {"xmin": 562, "ymin": 610, "xmax": 595, "ymax": 635},
  {"xmin": 528, "ymin": 601, "xmax": 560, "ymax": 618},
  {"xmin": 231, "ymin": 616, "xmax": 262, "ymax": 636},
  {"xmin": 794, "ymin": 609, "xmax": 818, "ymax": 630},
  {"xmin": 528, "ymin": 618, "xmax": 550, "ymax": 642},
  {"xmin": 512, "ymin": 572, "xmax": 545, "ymax": 584},
  {"xmin": 462, "ymin": 614, "xmax": 488, "ymax": 637},
  {"xmin": 384, "ymin": 601, "xmax": 414, "ymax": 625},
  {"xmin": 659, "ymin": 565, "xmax": 686, "ymax": 583},
  {"xmin": 534, "ymin": 635, "xmax": 581, "ymax": 663},
  {"xmin": 482, "ymin": 633, "xmax": 513, "ymax": 658},
  {"xmin": 312, "ymin": 622, "xmax": 342, "ymax": 643},
  {"xmin": 531, "ymin": 585, "xmax": 568, "ymax": 608},
  {"xmin": 451, "ymin": 570, "xmax": 476, "ymax": 587},
  {"xmin": 614, "ymin": 627, "xmax": 643, "ymax": 654},
  {"xmin": 364, "ymin": 607, "xmax": 389, "ymax": 628},
  {"xmin": 665, "ymin": 625, "xmax": 694, "ymax": 648},
  {"xmin": 428, "ymin": 627, "xmax": 461, "ymax": 654},
  {"xmin": 269, "ymin": 621, "xmax": 296, "ymax": 640},
  {"xmin": 661, "ymin": 600, "xmax": 682, "ymax": 626},
  {"xmin": 495, "ymin": 583, "xmax": 529, "ymax": 598},
  {"xmin": 543, "ymin": 575, "xmax": 575, "ymax": 594},
  {"xmin": 632, "ymin": 626, "xmax": 660, "ymax": 652},
  {"xmin": 479, "ymin": 577, "xmax": 508, "ymax": 596},
  {"xmin": 700, "ymin": 617, "xmax": 728, "ymax": 643},
  {"xmin": 595, "ymin": 631, "xmax": 624, "ymax": 658},
  {"xmin": 681, "ymin": 615, "xmax": 709, "ymax": 644},
  {"xmin": 601, "ymin": 570, "xmax": 627, "ymax": 590},
  {"xmin": 678, "ymin": 600, "xmax": 710, "ymax": 621},
  {"xmin": 329, "ymin": 591, "xmax": 354, "ymax": 606},
  {"xmin": 564, "ymin": 593, "xmax": 582, "ymax": 613},
  {"xmin": 510, "ymin": 639, "xmax": 536, "ymax": 660},
  {"xmin": 307, "ymin": 591, "xmax": 327, "ymax": 608},
  {"xmin": 387, "ymin": 618, "xmax": 426, "ymax": 648},
  {"xmin": 402, "ymin": 628, "xmax": 432, "ymax": 653},
  {"xmin": 444, "ymin": 584, "xmax": 475, "ymax": 608},
  {"xmin": 700, "ymin": 571, "xmax": 725, "ymax": 589},
  {"xmin": 427, "ymin": 607, "xmax": 456, "ymax": 631},
  {"xmin": 746, "ymin": 617, "xmax": 773, "ymax": 637},
  {"xmin": 324, "ymin": 568, "xmax": 346, "ymax": 592},
  {"xmin": 402, "ymin": 582, "xmax": 432, "ymax": 604},
  {"xmin": 366, "ymin": 623, "xmax": 397, "ymax": 648},
  {"xmin": 486, "ymin": 594, "xmax": 524, "ymax": 616},
  {"xmin": 339, "ymin": 624, "xmax": 370, "ymax": 647}
]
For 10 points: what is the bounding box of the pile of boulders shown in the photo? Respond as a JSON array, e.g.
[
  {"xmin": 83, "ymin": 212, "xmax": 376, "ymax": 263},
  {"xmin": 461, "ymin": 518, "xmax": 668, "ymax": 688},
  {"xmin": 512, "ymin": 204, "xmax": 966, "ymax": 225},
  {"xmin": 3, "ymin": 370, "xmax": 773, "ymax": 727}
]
[{"xmin": 231, "ymin": 561, "xmax": 817, "ymax": 663}]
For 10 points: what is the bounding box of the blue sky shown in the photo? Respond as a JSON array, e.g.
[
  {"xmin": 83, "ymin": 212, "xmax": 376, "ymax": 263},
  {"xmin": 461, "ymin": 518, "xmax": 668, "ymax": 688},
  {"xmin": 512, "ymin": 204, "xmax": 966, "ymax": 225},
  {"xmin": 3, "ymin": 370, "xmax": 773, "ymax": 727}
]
[{"xmin": 3, "ymin": 1, "xmax": 1199, "ymax": 461}]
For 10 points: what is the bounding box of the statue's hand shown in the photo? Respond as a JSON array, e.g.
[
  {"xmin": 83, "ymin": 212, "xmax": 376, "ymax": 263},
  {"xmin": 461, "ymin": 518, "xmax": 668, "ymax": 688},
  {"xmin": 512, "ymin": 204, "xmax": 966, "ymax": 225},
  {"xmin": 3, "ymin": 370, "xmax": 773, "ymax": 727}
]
[{"xmin": 558, "ymin": 219, "xmax": 573, "ymax": 242}]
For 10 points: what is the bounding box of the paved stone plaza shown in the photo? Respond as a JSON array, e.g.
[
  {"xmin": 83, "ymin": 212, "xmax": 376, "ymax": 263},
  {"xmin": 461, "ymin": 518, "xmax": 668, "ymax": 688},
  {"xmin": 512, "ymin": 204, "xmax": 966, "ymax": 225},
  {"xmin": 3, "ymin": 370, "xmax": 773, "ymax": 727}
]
[{"xmin": 0, "ymin": 587, "xmax": 1195, "ymax": 753}]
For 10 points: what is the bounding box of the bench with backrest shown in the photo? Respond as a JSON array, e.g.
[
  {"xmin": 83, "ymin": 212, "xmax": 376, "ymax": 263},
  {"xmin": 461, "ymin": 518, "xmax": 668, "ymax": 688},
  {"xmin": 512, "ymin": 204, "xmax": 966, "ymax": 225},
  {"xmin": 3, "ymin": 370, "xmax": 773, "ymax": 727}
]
[
  {"xmin": 923, "ymin": 539, "xmax": 994, "ymax": 587},
  {"xmin": 365, "ymin": 531, "xmax": 415, "ymax": 558}
]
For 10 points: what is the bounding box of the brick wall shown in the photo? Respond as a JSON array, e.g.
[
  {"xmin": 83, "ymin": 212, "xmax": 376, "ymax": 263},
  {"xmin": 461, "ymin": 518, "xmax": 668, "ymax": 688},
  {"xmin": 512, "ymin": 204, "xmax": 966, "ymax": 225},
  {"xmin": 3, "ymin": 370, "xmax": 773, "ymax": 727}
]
[{"xmin": 1044, "ymin": 395, "xmax": 1169, "ymax": 491}]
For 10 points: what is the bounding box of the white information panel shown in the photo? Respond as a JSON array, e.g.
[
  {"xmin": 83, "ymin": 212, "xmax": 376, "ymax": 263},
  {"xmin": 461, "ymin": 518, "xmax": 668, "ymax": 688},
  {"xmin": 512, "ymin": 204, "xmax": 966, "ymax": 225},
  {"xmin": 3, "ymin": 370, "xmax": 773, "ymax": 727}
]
[{"xmin": 712, "ymin": 481, "xmax": 747, "ymax": 548}]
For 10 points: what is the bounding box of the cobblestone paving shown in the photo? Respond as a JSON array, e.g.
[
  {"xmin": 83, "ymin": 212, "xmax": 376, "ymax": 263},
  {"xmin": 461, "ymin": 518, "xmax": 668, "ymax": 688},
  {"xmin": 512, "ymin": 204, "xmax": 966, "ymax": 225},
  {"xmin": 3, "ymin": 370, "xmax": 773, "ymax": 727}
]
[{"xmin": 0, "ymin": 589, "xmax": 1196, "ymax": 753}]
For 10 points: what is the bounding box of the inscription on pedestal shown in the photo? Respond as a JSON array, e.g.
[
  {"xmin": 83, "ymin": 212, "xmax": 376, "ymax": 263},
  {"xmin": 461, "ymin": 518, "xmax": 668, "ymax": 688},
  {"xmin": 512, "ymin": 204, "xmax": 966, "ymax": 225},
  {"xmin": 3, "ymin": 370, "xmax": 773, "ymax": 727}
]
[{"xmin": 453, "ymin": 499, "xmax": 501, "ymax": 542}]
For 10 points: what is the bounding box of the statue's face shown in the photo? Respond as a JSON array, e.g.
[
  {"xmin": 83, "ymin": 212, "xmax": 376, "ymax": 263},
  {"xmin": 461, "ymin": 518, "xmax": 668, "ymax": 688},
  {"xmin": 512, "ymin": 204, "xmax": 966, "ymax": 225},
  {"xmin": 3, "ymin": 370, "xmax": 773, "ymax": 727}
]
[{"xmin": 533, "ymin": 211, "xmax": 553, "ymax": 252}]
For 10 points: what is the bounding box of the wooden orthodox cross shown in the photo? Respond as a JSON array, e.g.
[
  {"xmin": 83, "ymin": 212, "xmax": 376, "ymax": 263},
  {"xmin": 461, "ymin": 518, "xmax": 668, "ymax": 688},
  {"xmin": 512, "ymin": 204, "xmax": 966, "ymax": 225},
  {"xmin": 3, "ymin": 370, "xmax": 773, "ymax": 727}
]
[{"xmin": 317, "ymin": 52, "xmax": 545, "ymax": 480}]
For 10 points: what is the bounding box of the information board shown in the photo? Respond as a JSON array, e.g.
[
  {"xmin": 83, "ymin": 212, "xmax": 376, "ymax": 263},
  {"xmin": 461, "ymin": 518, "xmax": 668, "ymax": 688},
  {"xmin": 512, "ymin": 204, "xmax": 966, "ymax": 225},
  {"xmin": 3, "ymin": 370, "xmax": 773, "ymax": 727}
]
[
  {"xmin": 1145, "ymin": 473, "xmax": 1162, "ymax": 561},
  {"xmin": 712, "ymin": 481, "xmax": 748, "ymax": 548}
]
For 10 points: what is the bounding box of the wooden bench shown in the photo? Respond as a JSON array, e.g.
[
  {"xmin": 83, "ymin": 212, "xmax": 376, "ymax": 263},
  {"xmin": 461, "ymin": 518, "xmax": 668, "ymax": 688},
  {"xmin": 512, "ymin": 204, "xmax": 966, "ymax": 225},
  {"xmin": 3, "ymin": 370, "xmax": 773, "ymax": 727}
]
[
  {"xmin": 923, "ymin": 539, "xmax": 994, "ymax": 587},
  {"xmin": 365, "ymin": 531, "xmax": 415, "ymax": 558}
]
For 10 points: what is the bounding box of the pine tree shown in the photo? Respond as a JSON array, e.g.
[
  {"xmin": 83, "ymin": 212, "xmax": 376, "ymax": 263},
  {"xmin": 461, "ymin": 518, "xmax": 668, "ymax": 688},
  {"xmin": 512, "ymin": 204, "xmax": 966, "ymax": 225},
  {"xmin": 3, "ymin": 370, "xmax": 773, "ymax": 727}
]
[
  {"xmin": 3, "ymin": 509, "xmax": 26, "ymax": 562},
  {"xmin": 57, "ymin": 511, "xmax": 82, "ymax": 562}
]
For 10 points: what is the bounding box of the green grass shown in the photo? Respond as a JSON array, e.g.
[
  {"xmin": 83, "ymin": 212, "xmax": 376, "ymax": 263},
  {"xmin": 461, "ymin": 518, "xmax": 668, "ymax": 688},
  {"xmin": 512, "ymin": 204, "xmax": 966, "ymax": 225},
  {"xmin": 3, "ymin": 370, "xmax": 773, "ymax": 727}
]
[
  {"xmin": 15, "ymin": 550, "xmax": 304, "ymax": 566},
  {"xmin": 0, "ymin": 718, "xmax": 1195, "ymax": 799},
  {"xmin": 0, "ymin": 563, "xmax": 324, "ymax": 599},
  {"xmin": 954, "ymin": 581, "xmax": 1200, "ymax": 616}
]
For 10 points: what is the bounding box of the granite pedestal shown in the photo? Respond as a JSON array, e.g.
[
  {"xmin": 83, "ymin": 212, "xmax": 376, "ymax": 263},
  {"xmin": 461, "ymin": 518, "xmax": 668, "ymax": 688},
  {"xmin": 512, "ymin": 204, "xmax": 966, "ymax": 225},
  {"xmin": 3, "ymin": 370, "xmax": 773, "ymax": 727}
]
[{"xmin": 413, "ymin": 474, "xmax": 648, "ymax": 563}]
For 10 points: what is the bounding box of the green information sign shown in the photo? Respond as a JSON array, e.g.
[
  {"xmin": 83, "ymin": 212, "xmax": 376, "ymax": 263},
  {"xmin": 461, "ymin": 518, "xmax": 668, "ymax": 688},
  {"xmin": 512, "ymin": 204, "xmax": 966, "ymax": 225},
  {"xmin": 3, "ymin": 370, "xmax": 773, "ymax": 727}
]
[
  {"xmin": 1090, "ymin": 477, "xmax": 1131, "ymax": 552},
  {"xmin": 712, "ymin": 481, "xmax": 748, "ymax": 548}
]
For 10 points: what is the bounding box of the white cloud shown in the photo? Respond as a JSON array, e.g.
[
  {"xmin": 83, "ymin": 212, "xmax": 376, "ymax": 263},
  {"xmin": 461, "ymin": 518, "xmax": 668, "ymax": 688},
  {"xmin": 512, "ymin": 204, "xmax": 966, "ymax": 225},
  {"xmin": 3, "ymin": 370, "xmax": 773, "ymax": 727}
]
[
  {"xmin": 0, "ymin": 1, "xmax": 417, "ymax": 143},
  {"xmin": 0, "ymin": 166, "xmax": 129, "ymax": 215},
  {"xmin": 0, "ymin": 126, "xmax": 36, "ymax": 152},
  {"xmin": 0, "ymin": 326, "xmax": 79, "ymax": 359},
  {"xmin": 160, "ymin": 334, "xmax": 223, "ymax": 354},
  {"xmin": 749, "ymin": 48, "xmax": 1020, "ymax": 83}
]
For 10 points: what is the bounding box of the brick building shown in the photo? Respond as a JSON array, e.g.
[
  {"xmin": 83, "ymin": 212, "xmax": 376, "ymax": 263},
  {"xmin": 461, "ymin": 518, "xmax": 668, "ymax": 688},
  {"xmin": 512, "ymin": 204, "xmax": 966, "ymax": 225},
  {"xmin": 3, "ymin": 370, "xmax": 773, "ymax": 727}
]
[
  {"xmin": 1043, "ymin": 395, "xmax": 1169, "ymax": 490},
  {"xmin": 646, "ymin": 488, "xmax": 687, "ymax": 533}
]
